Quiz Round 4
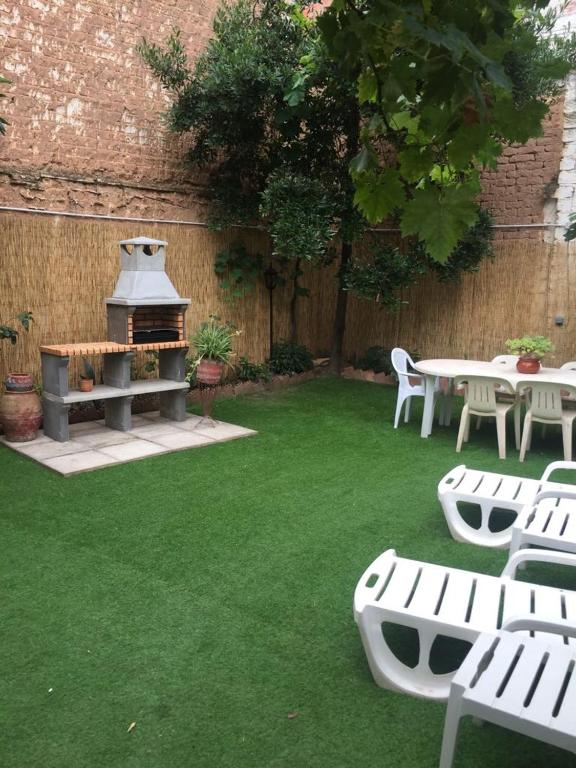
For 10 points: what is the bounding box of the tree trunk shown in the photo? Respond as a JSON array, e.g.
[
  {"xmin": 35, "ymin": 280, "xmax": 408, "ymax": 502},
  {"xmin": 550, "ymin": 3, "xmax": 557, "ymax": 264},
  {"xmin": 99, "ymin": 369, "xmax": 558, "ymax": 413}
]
[
  {"xmin": 289, "ymin": 257, "xmax": 301, "ymax": 344},
  {"xmin": 329, "ymin": 241, "xmax": 352, "ymax": 373}
]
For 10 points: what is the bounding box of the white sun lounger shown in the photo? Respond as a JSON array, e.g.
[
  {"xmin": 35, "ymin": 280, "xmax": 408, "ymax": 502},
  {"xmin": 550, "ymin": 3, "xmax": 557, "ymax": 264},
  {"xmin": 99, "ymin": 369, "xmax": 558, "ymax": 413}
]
[
  {"xmin": 438, "ymin": 462, "xmax": 576, "ymax": 548},
  {"xmin": 354, "ymin": 548, "xmax": 576, "ymax": 701},
  {"xmin": 440, "ymin": 616, "xmax": 576, "ymax": 767},
  {"xmin": 510, "ymin": 489, "xmax": 576, "ymax": 558}
]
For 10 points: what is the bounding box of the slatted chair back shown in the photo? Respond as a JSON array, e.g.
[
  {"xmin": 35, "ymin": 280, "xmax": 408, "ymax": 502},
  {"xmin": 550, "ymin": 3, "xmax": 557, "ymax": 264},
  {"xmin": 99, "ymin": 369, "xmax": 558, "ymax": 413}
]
[
  {"xmin": 454, "ymin": 375, "xmax": 512, "ymax": 415},
  {"xmin": 517, "ymin": 381, "xmax": 576, "ymax": 421}
]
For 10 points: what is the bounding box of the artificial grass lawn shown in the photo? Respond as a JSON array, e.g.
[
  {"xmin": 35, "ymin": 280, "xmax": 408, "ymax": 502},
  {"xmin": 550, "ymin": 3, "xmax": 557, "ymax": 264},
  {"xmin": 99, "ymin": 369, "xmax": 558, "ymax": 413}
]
[{"xmin": 2, "ymin": 377, "xmax": 576, "ymax": 768}]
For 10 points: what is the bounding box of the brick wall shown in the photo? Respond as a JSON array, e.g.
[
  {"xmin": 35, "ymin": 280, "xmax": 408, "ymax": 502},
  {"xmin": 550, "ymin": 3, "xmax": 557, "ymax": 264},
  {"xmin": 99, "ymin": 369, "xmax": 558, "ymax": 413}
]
[
  {"xmin": 0, "ymin": 0, "xmax": 568, "ymax": 229},
  {"xmin": 0, "ymin": 0, "xmax": 218, "ymax": 220},
  {"xmin": 479, "ymin": 99, "xmax": 564, "ymax": 235}
]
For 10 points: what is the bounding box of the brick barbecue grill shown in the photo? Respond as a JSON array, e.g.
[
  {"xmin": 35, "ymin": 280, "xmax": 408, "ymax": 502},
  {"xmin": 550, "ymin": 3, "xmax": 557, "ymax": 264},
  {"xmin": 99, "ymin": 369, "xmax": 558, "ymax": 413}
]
[
  {"xmin": 40, "ymin": 237, "xmax": 191, "ymax": 441},
  {"xmin": 106, "ymin": 236, "xmax": 190, "ymax": 345}
]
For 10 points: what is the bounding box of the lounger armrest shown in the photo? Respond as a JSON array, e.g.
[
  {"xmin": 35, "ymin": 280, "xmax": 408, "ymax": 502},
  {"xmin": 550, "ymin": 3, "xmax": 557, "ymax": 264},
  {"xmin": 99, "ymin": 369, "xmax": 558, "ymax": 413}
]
[
  {"xmin": 540, "ymin": 461, "xmax": 576, "ymax": 482},
  {"xmin": 502, "ymin": 548, "xmax": 576, "ymax": 579},
  {"xmin": 437, "ymin": 465, "xmax": 467, "ymax": 495},
  {"xmin": 532, "ymin": 489, "xmax": 576, "ymax": 504},
  {"xmin": 502, "ymin": 614, "xmax": 576, "ymax": 639},
  {"xmin": 353, "ymin": 549, "xmax": 397, "ymax": 620}
]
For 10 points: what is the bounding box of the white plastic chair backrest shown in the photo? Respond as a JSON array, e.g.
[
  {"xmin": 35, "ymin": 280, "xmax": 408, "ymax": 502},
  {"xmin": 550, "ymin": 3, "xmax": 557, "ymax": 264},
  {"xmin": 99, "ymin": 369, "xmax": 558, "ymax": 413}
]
[
  {"xmin": 491, "ymin": 355, "xmax": 517, "ymax": 367},
  {"xmin": 391, "ymin": 347, "xmax": 415, "ymax": 377},
  {"xmin": 454, "ymin": 375, "xmax": 511, "ymax": 414},
  {"xmin": 561, "ymin": 361, "xmax": 576, "ymax": 372},
  {"xmin": 517, "ymin": 380, "xmax": 576, "ymax": 420}
]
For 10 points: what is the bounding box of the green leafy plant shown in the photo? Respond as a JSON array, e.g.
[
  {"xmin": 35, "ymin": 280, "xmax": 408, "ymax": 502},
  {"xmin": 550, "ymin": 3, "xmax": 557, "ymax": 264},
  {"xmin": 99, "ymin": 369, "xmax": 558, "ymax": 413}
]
[
  {"xmin": 343, "ymin": 242, "xmax": 426, "ymax": 310},
  {"xmin": 0, "ymin": 311, "xmax": 33, "ymax": 345},
  {"xmin": 505, "ymin": 335, "xmax": 553, "ymax": 359},
  {"xmin": 80, "ymin": 357, "xmax": 96, "ymax": 381},
  {"xmin": 144, "ymin": 351, "xmax": 158, "ymax": 373},
  {"xmin": 268, "ymin": 341, "xmax": 314, "ymax": 376},
  {"xmin": 237, "ymin": 356, "xmax": 272, "ymax": 383},
  {"xmin": 565, "ymin": 213, "xmax": 576, "ymax": 242},
  {"xmin": 214, "ymin": 244, "xmax": 264, "ymax": 301},
  {"xmin": 356, "ymin": 347, "xmax": 393, "ymax": 375},
  {"xmin": 190, "ymin": 315, "xmax": 240, "ymax": 366},
  {"xmin": 345, "ymin": 209, "xmax": 493, "ymax": 308}
]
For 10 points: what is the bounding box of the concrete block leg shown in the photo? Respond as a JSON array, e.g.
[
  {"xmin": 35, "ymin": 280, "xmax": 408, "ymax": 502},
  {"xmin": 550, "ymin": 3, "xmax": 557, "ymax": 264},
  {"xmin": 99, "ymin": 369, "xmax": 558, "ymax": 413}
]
[
  {"xmin": 159, "ymin": 348, "xmax": 187, "ymax": 381},
  {"xmin": 103, "ymin": 351, "xmax": 134, "ymax": 389},
  {"xmin": 42, "ymin": 398, "xmax": 71, "ymax": 442},
  {"xmin": 160, "ymin": 390, "xmax": 187, "ymax": 421},
  {"xmin": 41, "ymin": 354, "xmax": 69, "ymax": 397},
  {"xmin": 105, "ymin": 396, "xmax": 133, "ymax": 431}
]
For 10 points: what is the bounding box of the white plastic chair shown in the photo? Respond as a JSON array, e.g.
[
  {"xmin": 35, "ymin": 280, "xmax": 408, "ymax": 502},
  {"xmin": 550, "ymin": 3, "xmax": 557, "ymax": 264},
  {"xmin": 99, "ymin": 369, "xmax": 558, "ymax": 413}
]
[
  {"xmin": 391, "ymin": 348, "xmax": 443, "ymax": 429},
  {"xmin": 438, "ymin": 461, "xmax": 576, "ymax": 548},
  {"xmin": 560, "ymin": 362, "xmax": 576, "ymax": 405},
  {"xmin": 518, "ymin": 380, "xmax": 576, "ymax": 462},
  {"xmin": 491, "ymin": 354, "xmax": 518, "ymax": 369},
  {"xmin": 454, "ymin": 375, "xmax": 519, "ymax": 460},
  {"xmin": 354, "ymin": 547, "xmax": 576, "ymax": 701},
  {"xmin": 440, "ymin": 617, "xmax": 576, "ymax": 767},
  {"xmin": 472, "ymin": 355, "xmax": 521, "ymax": 431}
]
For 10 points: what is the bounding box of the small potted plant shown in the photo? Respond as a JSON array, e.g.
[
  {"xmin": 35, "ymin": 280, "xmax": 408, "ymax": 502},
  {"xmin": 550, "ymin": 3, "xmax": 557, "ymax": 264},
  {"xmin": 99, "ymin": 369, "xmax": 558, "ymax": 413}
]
[
  {"xmin": 79, "ymin": 357, "xmax": 95, "ymax": 392},
  {"xmin": 190, "ymin": 315, "xmax": 240, "ymax": 385},
  {"xmin": 505, "ymin": 335, "xmax": 554, "ymax": 374}
]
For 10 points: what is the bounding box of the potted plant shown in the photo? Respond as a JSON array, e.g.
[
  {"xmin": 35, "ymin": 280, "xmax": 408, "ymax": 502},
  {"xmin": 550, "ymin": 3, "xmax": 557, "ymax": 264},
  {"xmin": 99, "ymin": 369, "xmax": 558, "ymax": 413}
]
[
  {"xmin": 79, "ymin": 357, "xmax": 95, "ymax": 392},
  {"xmin": 190, "ymin": 315, "xmax": 240, "ymax": 385},
  {"xmin": 0, "ymin": 311, "xmax": 42, "ymax": 442},
  {"xmin": 505, "ymin": 335, "xmax": 554, "ymax": 374}
]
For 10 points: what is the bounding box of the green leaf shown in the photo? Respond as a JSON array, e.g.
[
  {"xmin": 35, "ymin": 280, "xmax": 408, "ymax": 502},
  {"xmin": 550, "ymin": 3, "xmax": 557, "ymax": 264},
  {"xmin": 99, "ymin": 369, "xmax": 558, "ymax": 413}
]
[
  {"xmin": 447, "ymin": 124, "xmax": 490, "ymax": 169},
  {"xmin": 485, "ymin": 62, "xmax": 512, "ymax": 90},
  {"xmin": 401, "ymin": 186, "xmax": 479, "ymax": 263},
  {"xmin": 358, "ymin": 69, "xmax": 377, "ymax": 103},
  {"xmin": 390, "ymin": 111, "xmax": 420, "ymax": 134},
  {"xmin": 491, "ymin": 96, "xmax": 547, "ymax": 143},
  {"xmin": 350, "ymin": 145, "xmax": 378, "ymax": 175},
  {"xmin": 398, "ymin": 147, "xmax": 435, "ymax": 182},
  {"xmin": 353, "ymin": 169, "xmax": 405, "ymax": 223}
]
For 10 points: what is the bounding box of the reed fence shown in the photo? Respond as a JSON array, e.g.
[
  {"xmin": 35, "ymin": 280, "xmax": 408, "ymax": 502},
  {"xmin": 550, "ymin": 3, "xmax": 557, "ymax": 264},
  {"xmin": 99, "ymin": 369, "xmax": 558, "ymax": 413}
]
[{"xmin": 1, "ymin": 212, "xmax": 574, "ymax": 387}]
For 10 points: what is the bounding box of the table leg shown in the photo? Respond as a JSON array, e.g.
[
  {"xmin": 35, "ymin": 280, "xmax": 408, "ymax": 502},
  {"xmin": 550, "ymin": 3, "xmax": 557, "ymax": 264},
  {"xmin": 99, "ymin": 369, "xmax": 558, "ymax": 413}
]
[
  {"xmin": 421, "ymin": 374, "xmax": 436, "ymax": 438},
  {"xmin": 443, "ymin": 381, "xmax": 454, "ymax": 427}
]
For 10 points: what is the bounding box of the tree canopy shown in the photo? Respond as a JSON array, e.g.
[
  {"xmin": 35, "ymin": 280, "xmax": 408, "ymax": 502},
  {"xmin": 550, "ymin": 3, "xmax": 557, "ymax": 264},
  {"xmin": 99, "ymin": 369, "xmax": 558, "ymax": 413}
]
[
  {"xmin": 139, "ymin": 0, "xmax": 573, "ymax": 369},
  {"xmin": 319, "ymin": 1, "xmax": 576, "ymax": 261}
]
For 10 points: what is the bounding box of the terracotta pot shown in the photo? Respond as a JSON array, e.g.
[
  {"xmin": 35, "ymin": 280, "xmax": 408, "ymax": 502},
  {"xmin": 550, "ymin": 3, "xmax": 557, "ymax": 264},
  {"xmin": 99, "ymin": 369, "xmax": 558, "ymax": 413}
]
[
  {"xmin": 197, "ymin": 359, "xmax": 224, "ymax": 386},
  {"xmin": 79, "ymin": 378, "xmax": 94, "ymax": 392},
  {"xmin": 0, "ymin": 388, "xmax": 42, "ymax": 442},
  {"xmin": 516, "ymin": 356, "xmax": 541, "ymax": 374},
  {"xmin": 5, "ymin": 372, "xmax": 35, "ymax": 393}
]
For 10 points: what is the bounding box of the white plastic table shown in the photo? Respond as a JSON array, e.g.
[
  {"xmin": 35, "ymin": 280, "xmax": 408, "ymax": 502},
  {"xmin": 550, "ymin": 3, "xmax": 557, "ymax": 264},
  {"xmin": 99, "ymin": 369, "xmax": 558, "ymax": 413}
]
[{"xmin": 413, "ymin": 359, "xmax": 576, "ymax": 439}]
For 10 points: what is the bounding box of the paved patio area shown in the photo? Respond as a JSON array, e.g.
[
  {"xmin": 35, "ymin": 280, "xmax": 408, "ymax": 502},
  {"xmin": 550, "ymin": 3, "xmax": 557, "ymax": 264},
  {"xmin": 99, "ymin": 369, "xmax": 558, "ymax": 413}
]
[{"xmin": 1, "ymin": 411, "xmax": 256, "ymax": 476}]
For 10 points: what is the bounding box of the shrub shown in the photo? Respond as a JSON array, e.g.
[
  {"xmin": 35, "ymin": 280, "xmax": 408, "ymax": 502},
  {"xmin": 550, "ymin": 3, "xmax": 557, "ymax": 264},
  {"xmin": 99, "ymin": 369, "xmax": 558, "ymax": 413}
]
[
  {"xmin": 356, "ymin": 346, "xmax": 393, "ymax": 375},
  {"xmin": 268, "ymin": 342, "xmax": 314, "ymax": 376},
  {"xmin": 237, "ymin": 356, "xmax": 271, "ymax": 383}
]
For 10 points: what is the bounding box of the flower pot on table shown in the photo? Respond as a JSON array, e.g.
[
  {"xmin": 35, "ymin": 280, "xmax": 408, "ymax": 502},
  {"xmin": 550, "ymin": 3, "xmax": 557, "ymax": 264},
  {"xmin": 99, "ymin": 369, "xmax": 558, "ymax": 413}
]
[{"xmin": 516, "ymin": 356, "xmax": 541, "ymax": 374}]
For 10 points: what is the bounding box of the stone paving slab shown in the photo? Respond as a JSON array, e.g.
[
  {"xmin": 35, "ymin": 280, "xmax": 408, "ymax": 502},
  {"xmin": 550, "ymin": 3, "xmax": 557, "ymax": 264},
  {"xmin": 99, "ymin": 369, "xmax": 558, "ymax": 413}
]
[{"xmin": 0, "ymin": 412, "xmax": 257, "ymax": 477}]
